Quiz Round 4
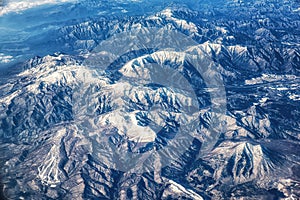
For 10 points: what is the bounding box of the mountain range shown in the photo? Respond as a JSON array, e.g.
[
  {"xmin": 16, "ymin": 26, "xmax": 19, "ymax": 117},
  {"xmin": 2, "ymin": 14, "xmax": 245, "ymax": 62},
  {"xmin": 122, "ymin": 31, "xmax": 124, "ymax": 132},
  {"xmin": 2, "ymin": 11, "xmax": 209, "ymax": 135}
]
[{"xmin": 0, "ymin": 1, "xmax": 300, "ymax": 199}]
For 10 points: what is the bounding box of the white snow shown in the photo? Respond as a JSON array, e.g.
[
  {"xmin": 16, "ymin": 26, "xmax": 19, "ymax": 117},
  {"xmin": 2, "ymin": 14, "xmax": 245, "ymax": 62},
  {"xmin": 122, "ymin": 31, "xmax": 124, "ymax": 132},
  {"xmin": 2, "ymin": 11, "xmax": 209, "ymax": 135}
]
[
  {"xmin": 215, "ymin": 26, "xmax": 228, "ymax": 34},
  {"xmin": 0, "ymin": 53, "xmax": 14, "ymax": 63},
  {"xmin": 275, "ymin": 87, "xmax": 289, "ymax": 91},
  {"xmin": 37, "ymin": 128, "xmax": 67, "ymax": 186},
  {"xmin": 160, "ymin": 8, "xmax": 173, "ymax": 18},
  {"xmin": 0, "ymin": 89, "xmax": 21, "ymax": 105},
  {"xmin": 163, "ymin": 180, "xmax": 204, "ymax": 200},
  {"xmin": 97, "ymin": 110, "xmax": 157, "ymax": 143},
  {"xmin": 245, "ymin": 74, "xmax": 298, "ymax": 85},
  {"xmin": 289, "ymin": 94, "xmax": 300, "ymax": 101},
  {"xmin": 228, "ymin": 45, "xmax": 247, "ymax": 54},
  {"xmin": 293, "ymin": 7, "xmax": 300, "ymax": 12},
  {"xmin": 198, "ymin": 42, "xmax": 222, "ymax": 56},
  {"xmin": 212, "ymin": 141, "xmax": 274, "ymax": 184},
  {"xmin": 158, "ymin": 8, "xmax": 198, "ymax": 33},
  {"xmin": 253, "ymin": 97, "xmax": 268, "ymax": 106},
  {"xmin": 94, "ymin": 81, "xmax": 199, "ymax": 143}
]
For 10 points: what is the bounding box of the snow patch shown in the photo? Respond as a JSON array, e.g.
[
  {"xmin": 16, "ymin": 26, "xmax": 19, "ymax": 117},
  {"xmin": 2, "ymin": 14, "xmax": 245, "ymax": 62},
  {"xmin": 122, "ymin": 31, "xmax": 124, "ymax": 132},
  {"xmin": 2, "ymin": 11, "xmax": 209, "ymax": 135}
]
[
  {"xmin": 0, "ymin": 53, "xmax": 14, "ymax": 63},
  {"xmin": 289, "ymin": 94, "xmax": 300, "ymax": 101},
  {"xmin": 293, "ymin": 7, "xmax": 300, "ymax": 12},
  {"xmin": 245, "ymin": 74, "xmax": 298, "ymax": 85},
  {"xmin": 163, "ymin": 180, "xmax": 204, "ymax": 200},
  {"xmin": 158, "ymin": 8, "xmax": 198, "ymax": 33}
]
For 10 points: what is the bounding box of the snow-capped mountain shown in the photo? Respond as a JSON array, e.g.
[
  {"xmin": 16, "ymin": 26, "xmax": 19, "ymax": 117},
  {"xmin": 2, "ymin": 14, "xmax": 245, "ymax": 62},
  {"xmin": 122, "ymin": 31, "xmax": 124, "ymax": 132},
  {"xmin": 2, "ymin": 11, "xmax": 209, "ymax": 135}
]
[{"xmin": 0, "ymin": 1, "xmax": 300, "ymax": 199}]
